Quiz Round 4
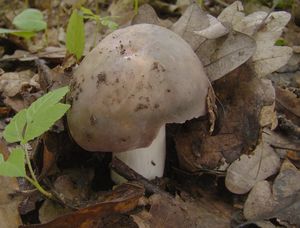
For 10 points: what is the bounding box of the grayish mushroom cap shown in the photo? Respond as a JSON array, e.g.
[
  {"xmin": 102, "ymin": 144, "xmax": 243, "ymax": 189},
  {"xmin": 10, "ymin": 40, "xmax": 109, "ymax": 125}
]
[{"xmin": 67, "ymin": 24, "xmax": 210, "ymax": 152}]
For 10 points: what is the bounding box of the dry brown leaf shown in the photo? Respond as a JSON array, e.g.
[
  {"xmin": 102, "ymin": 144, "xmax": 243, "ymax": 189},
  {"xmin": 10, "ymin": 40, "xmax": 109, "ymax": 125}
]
[
  {"xmin": 39, "ymin": 133, "xmax": 58, "ymax": 178},
  {"xmin": 244, "ymin": 160, "xmax": 300, "ymax": 225},
  {"xmin": 194, "ymin": 14, "xmax": 228, "ymax": 39},
  {"xmin": 171, "ymin": 3, "xmax": 255, "ymax": 82},
  {"xmin": 0, "ymin": 106, "xmax": 11, "ymax": 118},
  {"xmin": 175, "ymin": 65, "xmax": 275, "ymax": 171},
  {"xmin": 39, "ymin": 199, "xmax": 72, "ymax": 224},
  {"xmin": 0, "ymin": 139, "xmax": 23, "ymax": 228},
  {"xmin": 0, "ymin": 47, "xmax": 66, "ymax": 63},
  {"xmin": 275, "ymin": 86, "xmax": 300, "ymax": 118},
  {"xmin": 53, "ymin": 168, "xmax": 94, "ymax": 203},
  {"xmin": 132, "ymin": 193, "xmax": 232, "ymax": 228},
  {"xmin": 36, "ymin": 59, "xmax": 71, "ymax": 92},
  {"xmin": 131, "ymin": 3, "xmax": 173, "ymax": 28},
  {"xmin": 243, "ymin": 180, "xmax": 278, "ymax": 220},
  {"xmin": 254, "ymin": 221, "xmax": 277, "ymax": 228},
  {"xmin": 251, "ymin": 45, "xmax": 292, "ymax": 78},
  {"xmin": 3, "ymin": 91, "xmax": 42, "ymax": 112},
  {"xmin": 171, "ymin": 3, "xmax": 209, "ymax": 50},
  {"xmin": 1, "ymin": 50, "xmax": 37, "ymax": 62},
  {"xmin": 262, "ymin": 128, "xmax": 300, "ymax": 152},
  {"xmin": 175, "ymin": 119, "xmax": 224, "ymax": 171},
  {"xmin": 38, "ymin": 47, "xmax": 66, "ymax": 60},
  {"xmin": 108, "ymin": 0, "xmax": 148, "ymax": 26},
  {"xmin": 131, "ymin": 4, "xmax": 161, "ymax": 26},
  {"xmin": 273, "ymin": 160, "xmax": 300, "ymax": 200},
  {"xmin": 218, "ymin": 1, "xmax": 293, "ymax": 78},
  {"xmin": 201, "ymin": 31, "xmax": 256, "ymax": 81},
  {"xmin": 217, "ymin": 1, "xmax": 245, "ymax": 27},
  {"xmin": 0, "ymin": 177, "xmax": 23, "ymax": 228},
  {"xmin": 20, "ymin": 183, "xmax": 144, "ymax": 228},
  {"xmin": 225, "ymin": 141, "xmax": 280, "ymax": 194},
  {"xmin": 0, "ymin": 70, "xmax": 38, "ymax": 97},
  {"xmin": 259, "ymin": 103, "xmax": 277, "ymax": 129}
]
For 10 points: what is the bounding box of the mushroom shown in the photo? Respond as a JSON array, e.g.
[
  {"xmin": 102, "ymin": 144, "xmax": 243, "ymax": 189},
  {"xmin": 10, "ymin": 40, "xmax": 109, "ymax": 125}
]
[{"xmin": 67, "ymin": 24, "xmax": 210, "ymax": 182}]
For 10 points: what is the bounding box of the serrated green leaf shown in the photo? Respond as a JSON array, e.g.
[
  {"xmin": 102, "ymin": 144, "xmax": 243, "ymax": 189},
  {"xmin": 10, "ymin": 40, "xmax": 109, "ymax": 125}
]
[
  {"xmin": 66, "ymin": 9, "xmax": 85, "ymax": 60},
  {"xmin": 0, "ymin": 28, "xmax": 36, "ymax": 39},
  {"xmin": 24, "ymin": 103, "xmax": 70, "ymax": 142},
  {"xmin": 13, "ymin": 8, "xmax": 47, "ymax": 32},
  {"xmin": 0, "ymin": 148, "xmax": 26, "ymax": 177},
  {"xmin": 3, "ymin": 109, "xmax": 27, "ymax": 143}
]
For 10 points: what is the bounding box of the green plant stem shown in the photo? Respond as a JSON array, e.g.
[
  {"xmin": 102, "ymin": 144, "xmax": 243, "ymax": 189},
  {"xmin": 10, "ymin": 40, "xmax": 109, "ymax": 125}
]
[
  {"xmin": 22, "ymin": 144, "xmax": 38, "ymax": 183},
  {"xmin": 134, "ymin": 0, "xmax": 139, "ymax": 14},
  {"xmin": 21, "ymin": 144, "xmax": 52, "ymax": 198},
  {"xmin": 24, "ymin": 175, "xmax": 52, "ymax": 198},
  {"xmin": 95, "ymin": 0, "xmax": 100, "ymax": 15}
]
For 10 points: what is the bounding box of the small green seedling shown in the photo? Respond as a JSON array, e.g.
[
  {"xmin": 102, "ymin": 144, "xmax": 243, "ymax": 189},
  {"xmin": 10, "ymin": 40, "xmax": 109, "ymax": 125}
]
[
  {"xmin": 80, "ymin": 7, "xmax": 118, "ymax": 30},
  {"xmin": 1, "ymin": 86, "xmax": 70, "ymax": 198},
  {"xmin": 275, "ymin": 38, "xmax": 288, "ymax": 46},
  {"xmin": 66, "ymin": 6, "xmax": 118, "ymax": 60},
  {"xmin": 0, "ymin": 8, "xmax": 47, "ymax": 39}
]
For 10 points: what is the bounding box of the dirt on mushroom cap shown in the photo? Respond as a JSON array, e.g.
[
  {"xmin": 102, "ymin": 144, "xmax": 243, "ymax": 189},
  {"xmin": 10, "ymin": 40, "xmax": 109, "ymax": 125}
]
[{"xmin": 67, "ymin": 24, "xmax": 210, "ymax": 152}]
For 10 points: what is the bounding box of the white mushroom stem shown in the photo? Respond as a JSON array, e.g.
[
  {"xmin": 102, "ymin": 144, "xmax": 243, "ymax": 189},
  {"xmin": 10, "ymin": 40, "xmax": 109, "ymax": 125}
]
[{"xmin": 112, "ymin": 126, "xmax": 166, "ymax": 183}]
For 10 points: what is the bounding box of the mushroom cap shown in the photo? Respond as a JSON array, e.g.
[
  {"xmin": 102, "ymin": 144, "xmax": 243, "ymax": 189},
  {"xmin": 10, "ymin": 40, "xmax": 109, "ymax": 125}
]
[{"xmin": 67, "ymin": 24, "xmax": 210, "ymax": 152}]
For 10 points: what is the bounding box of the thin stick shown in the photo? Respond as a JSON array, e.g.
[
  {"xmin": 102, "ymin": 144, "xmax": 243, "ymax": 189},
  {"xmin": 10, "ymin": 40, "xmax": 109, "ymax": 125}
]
[{"xmin": 111, "ymin": 157, "xmax": 171, "ymax": 198}]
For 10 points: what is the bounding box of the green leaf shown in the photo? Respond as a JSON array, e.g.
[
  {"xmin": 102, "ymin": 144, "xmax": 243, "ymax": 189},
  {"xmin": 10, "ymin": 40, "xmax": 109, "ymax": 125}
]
[
  {"xmin": 3, "ymin": 109, "xmax": 27, "ymax": 143},
  {"xmin": 0, "ymin": 28, "xmax": 36, "ymax": 39},
  {"xmin": 80, "ymin": 6, "xmax": 100, "ymax": 21},
  {"xmin": 0, "ymin": 28, "xmax": 16, "ymax": 34},
  {"xmin": 100, "ymin": 17, "xmax": 118, "ymax": 30},
  {"xmin": 26, "ymin": 86, "xmax": 70, "ymax": 123},
  {"xmin": 66, "ymin": 9, "xmax": 85, "ymax": 60},
  {"xmin": 25, "ymin": 103, "xmax": 70, "ymax": 142},
  {"xmin": 24, "ymin": 86, "xmax": 70, "ymax": 142},
  {"xmin": 0, "ymin": 148, "xmax": 26, "ymax": 177},
  {"xmin": 11, "ymin": 30, "xmax": 36, "ymax": 39},
  {"xmin": 80, "ymin": 7, "xmax": 99, "ymax": 20},
  {"xmin": 80, "ymin": 6, "xmax": 95, "ymax": 17},
  {"xmin": 4, "ymin": 87, "xmax": 70, "ymax": 144},
  {"xmin": 13, "ymin": 8, "xmax": 47, "ymax": 32}
]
